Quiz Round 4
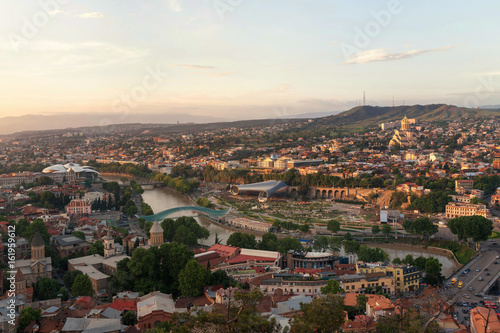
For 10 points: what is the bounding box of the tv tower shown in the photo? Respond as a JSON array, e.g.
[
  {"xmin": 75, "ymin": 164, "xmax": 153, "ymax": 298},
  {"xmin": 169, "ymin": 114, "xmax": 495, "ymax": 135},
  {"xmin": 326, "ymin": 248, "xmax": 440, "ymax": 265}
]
[{"xmin": 363, "ymin": 91, "xmax": 366, "ymax": 106}]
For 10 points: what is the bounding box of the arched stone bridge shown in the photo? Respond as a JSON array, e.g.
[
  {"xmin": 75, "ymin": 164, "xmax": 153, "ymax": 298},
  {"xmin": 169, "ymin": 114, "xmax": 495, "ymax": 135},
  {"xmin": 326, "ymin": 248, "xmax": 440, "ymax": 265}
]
[
  {"xmin": 287, "ymin": 186, "xmax": 381, "ymax": 200},
  {"xmin": 138, "ymin": 206, "xmax": 231, "ymax": 222}
]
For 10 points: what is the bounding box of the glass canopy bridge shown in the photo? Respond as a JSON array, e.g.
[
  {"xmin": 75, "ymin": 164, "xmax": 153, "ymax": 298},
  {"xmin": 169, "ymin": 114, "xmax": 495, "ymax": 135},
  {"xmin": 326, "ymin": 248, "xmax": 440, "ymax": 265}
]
[{"xmin": 138, "ymin": 206, "xmax": 231, "ymax": 222}]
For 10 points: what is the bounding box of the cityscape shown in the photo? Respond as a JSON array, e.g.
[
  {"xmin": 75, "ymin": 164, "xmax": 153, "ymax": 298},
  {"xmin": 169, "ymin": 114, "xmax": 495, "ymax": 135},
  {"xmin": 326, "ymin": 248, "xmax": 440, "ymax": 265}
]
[{"xmin": 2, "ymin": 1, "xmax": 500, "ymax": 333}]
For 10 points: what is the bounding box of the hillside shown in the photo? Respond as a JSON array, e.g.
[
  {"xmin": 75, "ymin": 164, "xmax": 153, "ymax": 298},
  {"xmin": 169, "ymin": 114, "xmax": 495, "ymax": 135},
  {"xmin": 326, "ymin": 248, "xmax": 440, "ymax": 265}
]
[{"xmin": 312, "ymin": 104, "xmax": 500, "ymax": 129}]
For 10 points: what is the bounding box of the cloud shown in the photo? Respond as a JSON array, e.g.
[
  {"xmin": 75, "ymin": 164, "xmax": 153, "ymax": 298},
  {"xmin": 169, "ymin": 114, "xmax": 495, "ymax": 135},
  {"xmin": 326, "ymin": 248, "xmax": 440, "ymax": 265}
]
[
  {"xmin": 343, "ymin": 46, "xmax": 454, "ymax": 64},
  {"xmin": 172, "ymin": 64, "xmax": 215, "ymax": 70},
  {"xmin": 48, "ymin": 9, "xmax": 64, "ymax": 16},
  {"xmin": 78, "ymin": 12, "xmax": 105, "ymax": 19},
  {"xmin": 166, "ymin": 0, "xmax": 181, "ymax": 12}
]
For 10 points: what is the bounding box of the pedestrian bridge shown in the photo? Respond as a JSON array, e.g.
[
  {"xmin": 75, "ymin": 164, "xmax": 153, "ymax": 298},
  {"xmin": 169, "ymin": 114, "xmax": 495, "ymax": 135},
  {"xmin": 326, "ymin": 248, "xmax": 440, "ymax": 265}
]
[{"xmin": 138, "ymin": 206, "xmax": 231, "ymax": 222}]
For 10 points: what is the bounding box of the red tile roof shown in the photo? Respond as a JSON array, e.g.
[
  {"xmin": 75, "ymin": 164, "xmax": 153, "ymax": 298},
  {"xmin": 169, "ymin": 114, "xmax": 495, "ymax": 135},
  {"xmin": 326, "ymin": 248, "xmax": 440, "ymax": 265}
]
[
  {"xmin": 109, "ymin": 300, "xmax": 137, "ymax": 312},
  {"xmin": 225, "ymin": 255, "xmax": 276, "ymax": 264}
]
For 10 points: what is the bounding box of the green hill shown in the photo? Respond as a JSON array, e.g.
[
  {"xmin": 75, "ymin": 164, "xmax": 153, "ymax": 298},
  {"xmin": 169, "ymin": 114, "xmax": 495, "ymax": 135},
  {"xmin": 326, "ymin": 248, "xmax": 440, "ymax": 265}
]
[{"xmin": 313, "ymin": 104, "xmax": 500, "ymax": 129}]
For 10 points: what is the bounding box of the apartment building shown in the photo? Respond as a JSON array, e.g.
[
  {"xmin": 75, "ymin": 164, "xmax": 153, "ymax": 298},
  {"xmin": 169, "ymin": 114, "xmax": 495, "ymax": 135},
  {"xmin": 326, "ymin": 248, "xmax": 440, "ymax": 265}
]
[
  {"xmin": 445, "ymin": 202, "xmax": 492, "ymax": 219},
  {"xmin": 356, "ymin": 262, "xmax": 421, "ymax": 292},
  {"xmin": 340, "ymin": 273, "xmax": 394, "ymax": 295}
]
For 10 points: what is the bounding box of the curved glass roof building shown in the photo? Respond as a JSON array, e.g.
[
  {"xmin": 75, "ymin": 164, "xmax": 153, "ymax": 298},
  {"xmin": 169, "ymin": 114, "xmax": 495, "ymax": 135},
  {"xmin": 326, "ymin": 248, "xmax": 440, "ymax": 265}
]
[{"xmin": 230, "ymin": 180, "xmax": 287, "ymax": 202}]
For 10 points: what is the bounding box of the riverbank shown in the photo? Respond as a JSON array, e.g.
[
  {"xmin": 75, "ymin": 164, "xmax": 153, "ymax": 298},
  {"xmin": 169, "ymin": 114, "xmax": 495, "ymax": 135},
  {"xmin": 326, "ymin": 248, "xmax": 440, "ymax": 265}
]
[
  {"xmin": 99, "ymin": 172, "xmax": 149, "ymax": 183},
  {"xmin": 366, "ymin": 242, "xmax": 462, "ymax": 268}
]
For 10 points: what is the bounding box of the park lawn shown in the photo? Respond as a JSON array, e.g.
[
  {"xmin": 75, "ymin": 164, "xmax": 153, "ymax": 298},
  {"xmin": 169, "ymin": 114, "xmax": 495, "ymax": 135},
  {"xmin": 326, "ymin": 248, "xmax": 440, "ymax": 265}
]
[
  {"xmin": 453, "ymin": 246, "xmax": 476, "ymax": 265},
  {"xmin": 489, "ymin": 231, "xmax": 500, "ymax": 239}
]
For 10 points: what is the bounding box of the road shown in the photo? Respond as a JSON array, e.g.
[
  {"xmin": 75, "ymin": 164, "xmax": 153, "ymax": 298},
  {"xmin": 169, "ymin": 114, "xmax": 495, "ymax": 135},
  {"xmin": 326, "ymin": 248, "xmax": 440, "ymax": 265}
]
[{"xmin": 443, "ymin": 241, "xmax": 500, "ymax": 326}]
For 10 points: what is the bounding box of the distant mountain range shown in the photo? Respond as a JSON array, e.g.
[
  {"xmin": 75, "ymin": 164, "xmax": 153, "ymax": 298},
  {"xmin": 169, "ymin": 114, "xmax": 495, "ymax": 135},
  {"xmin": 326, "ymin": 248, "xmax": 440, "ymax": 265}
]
[
  {"xmin": 309, "ymin": 104, "xmax": 500, "ymax": 129},
  {"xmin": 0, "ymin": 113, "xmax": 223, "ymax": 136},
  {"xmin": 1, "ymin": 104, "xmax": 500, "ymax": 137}
]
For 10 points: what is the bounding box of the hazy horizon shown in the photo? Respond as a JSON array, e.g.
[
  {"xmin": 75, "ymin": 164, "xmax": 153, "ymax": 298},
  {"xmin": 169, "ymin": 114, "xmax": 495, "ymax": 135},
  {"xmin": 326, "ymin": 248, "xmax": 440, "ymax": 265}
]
[{"xmin": 1, "ymin": 1, "xmax": 500, "ymax": 121}]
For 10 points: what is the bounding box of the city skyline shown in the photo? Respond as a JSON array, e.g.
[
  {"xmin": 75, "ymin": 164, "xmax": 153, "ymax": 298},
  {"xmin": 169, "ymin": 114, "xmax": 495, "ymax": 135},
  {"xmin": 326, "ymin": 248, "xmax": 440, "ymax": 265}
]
[{"xmin": 1, "ymin": 1, "xmax": 500, "ymax": 121}]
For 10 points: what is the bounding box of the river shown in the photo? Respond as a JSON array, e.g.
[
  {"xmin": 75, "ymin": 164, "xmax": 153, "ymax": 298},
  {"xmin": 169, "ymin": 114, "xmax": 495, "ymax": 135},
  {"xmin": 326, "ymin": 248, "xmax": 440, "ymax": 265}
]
[
  {"xmin": 101, "ymin": 174, "xmax": 234, "ymax": 245},
  {"xmin": 338, "ymin": 245, "xmax": 458, "ymax": 278},
  {"xmin": 101, "ymin": 174, "xmax": 460, "ymax": 276}
]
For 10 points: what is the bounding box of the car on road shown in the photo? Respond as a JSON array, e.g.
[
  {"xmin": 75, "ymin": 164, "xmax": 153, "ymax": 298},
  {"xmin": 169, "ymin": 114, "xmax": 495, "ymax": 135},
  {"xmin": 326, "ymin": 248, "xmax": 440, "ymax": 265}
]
[
  {"xmin": 465, "ymin": 269, "xmax": 471, "ymax": 274},
  {"xmin": 496, "ymin": 255, "xmax": 500, "ymax": 259},
  {"xmin": 479, "ymin": 277, "xmax": 484, "ymax": 281},
  {"xmin": 487, "ymin": 273, "xmax": 491, "ymax": 276},
  {"xmin": 495, "ymin": 262, "xmax": 499, "ymax": 264},
  {"xmin": 458, "ymin": 281, "xmax": 464, "ymax": 288},
  {"xmin": 469, "ymin": 287, "xmax": 473, "ymax": 291},
  {"xmin": 476, "ymin": 268, "xmax": 481, "ymax": 272},
  {"xmin": 451, "ymin": 278, "xmax": 457, "ymax": 284}
]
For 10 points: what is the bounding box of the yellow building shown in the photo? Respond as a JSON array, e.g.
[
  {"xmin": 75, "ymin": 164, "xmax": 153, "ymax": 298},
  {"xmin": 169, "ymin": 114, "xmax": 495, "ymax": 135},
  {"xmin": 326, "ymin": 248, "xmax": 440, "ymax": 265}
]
[
  {"xmin": 356, "ymin": 262, "xmax": 421, "ymax": 292},
  {"xmin": 389, "ymin": 115, "xmax": 417, "ymax": 148},
  {"xmin": 340, "ymin": 272, "xmax": 394, "ymax": 295}
]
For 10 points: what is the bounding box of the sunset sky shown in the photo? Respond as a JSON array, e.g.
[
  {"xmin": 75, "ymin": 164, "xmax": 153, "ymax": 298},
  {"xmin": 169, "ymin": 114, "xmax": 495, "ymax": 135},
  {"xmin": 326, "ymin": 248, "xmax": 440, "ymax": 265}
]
[{"xmin": 1, "ymin": 0, "xmax": 500, "ymax": 120}]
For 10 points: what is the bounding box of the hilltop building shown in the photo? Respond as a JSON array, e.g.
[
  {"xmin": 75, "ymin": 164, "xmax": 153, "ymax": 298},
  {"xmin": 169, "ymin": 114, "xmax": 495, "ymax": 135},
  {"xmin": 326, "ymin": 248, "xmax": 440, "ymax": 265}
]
[{"xmin": 389, "ymin": 115, "xmax": 417, "ymax": 148}]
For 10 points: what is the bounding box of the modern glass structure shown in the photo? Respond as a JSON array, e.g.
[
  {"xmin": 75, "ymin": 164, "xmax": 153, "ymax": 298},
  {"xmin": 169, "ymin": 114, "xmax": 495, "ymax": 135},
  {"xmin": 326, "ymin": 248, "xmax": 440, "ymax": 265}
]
[{"xmin": 230, "ymin": 180, "xmax": 287, "ymax": 202}]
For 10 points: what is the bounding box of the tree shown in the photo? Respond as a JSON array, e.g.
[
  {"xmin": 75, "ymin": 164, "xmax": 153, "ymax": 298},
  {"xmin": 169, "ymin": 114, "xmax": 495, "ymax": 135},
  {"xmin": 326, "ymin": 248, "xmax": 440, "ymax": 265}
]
[
  {"xmin": 259, "ymin": 233, "xmax": 278, "ymax": 251},
  {"xmin": 291, "ymin": 295, "xmax": 345, "ymax": 333},
  {"xmin": 123, "ymin": 311, "xmax": 138, "ymax": 325},
  {"xmin": 448, "ymin": 215, "xmax": 493, "ymax": 249},
  {"xmin": 19, "ymin": 307, "xmax": 41, "ymax": 330},
  {"xmin": 277, "ymin": 237, "xmax": 303, "ymax": 253},
  {"xmin": 25, "ymin": 219, "xmax": 51, "ymax": 244},
  {"xmin": 209, "ymin": 270, "xmax": 232, "ymax": 288},
  {"xmin": 71, "ymin": 274, "xmax": 94, "ymax": 297},
  {"xmin": 343, "ymin": 240, "xmax": 360, "ymax": 255},
  {"xmin": 327, "ymin": 220, "xmax": 341, "ymax": 234},
  {"xmin": 372, "ymin": 225, "xmax": 380, "ymax": 239},
  {"xmin": 403, "ymin": 254, "xmax": 414, "ymax": 266},
  {"xmin": 227, "ymin": 232, "xmax": 257, "ymax": 249},
  {"xmin": 63, "ymin": 270, "xmax": 83, "ymax": 288},
  {"xmin": 168, "ymin": 289, "xmax": 279, "ymax": 332},
  {"xmin": 356, "ymin": 294, "xmax": 368, "ymax": 311},
  {"xmin": 423, "ymin": 257, "xmax": 444, "ymax": 286},
  {"xmin": 382, "ymin": 224, "xmax": 391, "ymax": 239},
  {"xmin": 88, "ymin": 240, "xmax": 104, "ymax": 256},
  {"xmin": 321, "ymin": 279, "xmax": 342, "ymax": 295},
  {"xmin": 313, "ymin": 236, "xmax": 331, "ymax": 252},
  {"xmin": 71, "ymin": 231, "xmax": 86, "ymax": 240},
  {"xmin": 179, "ymin": 259, "xmax": 210, "ymax": 297},
  {"xmin": 358, "ymin": 245, "xmax": 389, "ymax": 262},
  {"xmin": 414, "ymin": 256, "xmax": 427, "ymax": 271},
  {"xmin": 470, "ymin": 197, "xmax": 483, "ymax": 204},
  {"xmin": 34, "ymin": 277, "xmax": 64, "ymax": 301},
  {"xmin": 123, "ymin": 199, "xmax": 138, "ymax": 217}
]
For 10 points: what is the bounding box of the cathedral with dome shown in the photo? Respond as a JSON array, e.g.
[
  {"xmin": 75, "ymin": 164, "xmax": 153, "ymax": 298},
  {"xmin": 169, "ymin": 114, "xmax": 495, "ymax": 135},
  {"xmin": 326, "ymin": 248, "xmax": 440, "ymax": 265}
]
[{"xmin": 389, "ymin": 115, "xmax": 417, "ymax": 148}]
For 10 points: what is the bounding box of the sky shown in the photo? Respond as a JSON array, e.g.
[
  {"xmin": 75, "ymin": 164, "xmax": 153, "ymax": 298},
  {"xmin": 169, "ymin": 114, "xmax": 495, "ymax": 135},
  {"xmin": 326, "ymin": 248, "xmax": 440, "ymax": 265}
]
[{"xmin": 1, "ymin": 0, "xmax": 500, "ymax": 122}]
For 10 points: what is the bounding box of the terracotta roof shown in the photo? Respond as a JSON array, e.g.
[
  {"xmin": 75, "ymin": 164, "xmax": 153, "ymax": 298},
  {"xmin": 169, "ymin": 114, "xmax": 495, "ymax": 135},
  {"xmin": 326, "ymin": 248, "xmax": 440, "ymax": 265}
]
[
  {"xmin": 225, "ymin": 255, "xmax": 276, "ymax": 264},
  {"xmin": 109, "ymin": 300, "xmax": 137, "ymax": 312}
]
